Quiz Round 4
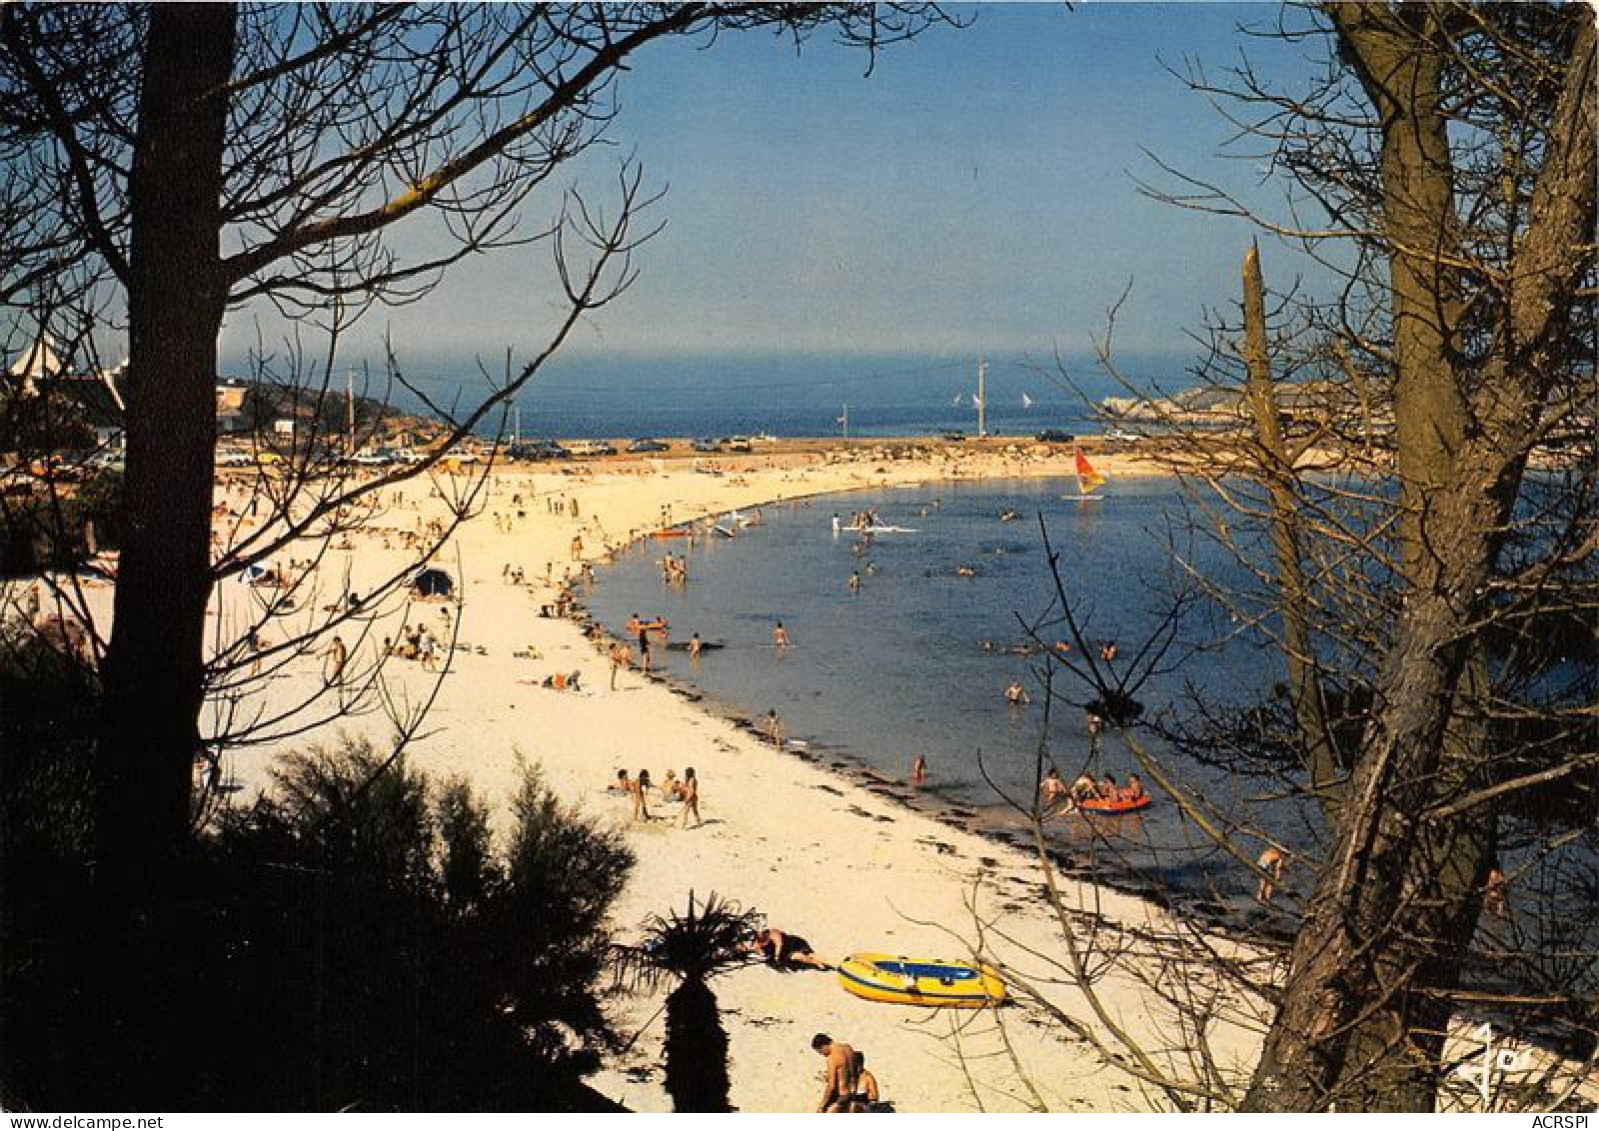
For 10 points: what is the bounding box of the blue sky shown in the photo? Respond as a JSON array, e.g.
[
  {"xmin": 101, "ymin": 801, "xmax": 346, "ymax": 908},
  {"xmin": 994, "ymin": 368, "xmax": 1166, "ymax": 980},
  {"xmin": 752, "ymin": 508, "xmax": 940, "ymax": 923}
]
[{"xmin": 226, "ymin": 3, "xmax": 1334, "ymax": 370}]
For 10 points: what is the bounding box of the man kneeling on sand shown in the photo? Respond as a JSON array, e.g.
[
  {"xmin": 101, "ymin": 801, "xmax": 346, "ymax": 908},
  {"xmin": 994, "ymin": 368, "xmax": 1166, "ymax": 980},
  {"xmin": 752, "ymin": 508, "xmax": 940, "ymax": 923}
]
[{"xmin": 811, "ymin": 1033, "xmax": 858, "ymax": 1113}]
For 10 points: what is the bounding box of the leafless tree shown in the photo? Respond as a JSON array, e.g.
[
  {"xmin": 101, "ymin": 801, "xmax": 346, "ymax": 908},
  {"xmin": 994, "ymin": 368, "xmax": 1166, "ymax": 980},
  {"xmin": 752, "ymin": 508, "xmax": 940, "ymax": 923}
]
[
  {"xmin": 964, "ymin": 3, "xmax": 1595, "ymax": 1112},
  {"xmin": 0, "ymin": 3, "xmax": 953, "ymax": 910}
]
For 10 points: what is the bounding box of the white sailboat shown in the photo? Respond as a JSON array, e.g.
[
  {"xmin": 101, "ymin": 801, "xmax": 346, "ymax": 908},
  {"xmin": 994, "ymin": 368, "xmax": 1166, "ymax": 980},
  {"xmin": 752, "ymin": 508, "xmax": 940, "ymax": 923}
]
[{"xmin": 1021, "ymin": 392, "xmax": 1034, "ymax": 409}]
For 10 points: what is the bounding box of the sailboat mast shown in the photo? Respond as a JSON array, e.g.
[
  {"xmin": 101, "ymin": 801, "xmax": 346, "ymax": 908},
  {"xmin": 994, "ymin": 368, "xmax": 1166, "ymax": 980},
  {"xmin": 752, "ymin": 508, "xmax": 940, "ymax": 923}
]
[
  {"xmin": 345, "ymin": 365, "xmax": 355, "ymax": 454},
  {"xmin": 976, "ymin": 356, "xmax": 986, "ymax": 438}
]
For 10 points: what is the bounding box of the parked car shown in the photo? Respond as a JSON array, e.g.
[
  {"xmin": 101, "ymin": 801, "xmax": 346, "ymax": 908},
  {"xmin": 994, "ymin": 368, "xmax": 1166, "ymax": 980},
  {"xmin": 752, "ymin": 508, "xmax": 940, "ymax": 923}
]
[
  {"xmin": 508, "ymin": 440, "xmax": 570, "ymax": 461},
  {"xmin": 627, "ymin": 438, "xmax": 670, "ymax": 453},
  {"xmin": 940, "ymin": 430, "xmax": 966, "ymax": 442},
  {"xmin": 690, "ymin": 436, "xmax": 722, "ymax": 453},
  {"xmin": 1035, "ymin": 429, "xmax": 1075, "ymax": 443},
  {"xmin": 567, "ymin": 439, "xmax": 617, "ymax": 457},
  {"xmin": 720, "ymin": 435, "xmax": 753, "ymax": 452},
  {"xmin": 1103, "ymin": 427, "xmax": 1142, "ymax": 443}
]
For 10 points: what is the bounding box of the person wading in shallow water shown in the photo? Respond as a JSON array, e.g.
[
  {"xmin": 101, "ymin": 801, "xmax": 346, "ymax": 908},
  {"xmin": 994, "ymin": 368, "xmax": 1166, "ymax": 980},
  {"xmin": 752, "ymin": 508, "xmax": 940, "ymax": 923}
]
[{"xmin": 1255, "ymin": 845, "xmax": 1288, "ymax": 903}]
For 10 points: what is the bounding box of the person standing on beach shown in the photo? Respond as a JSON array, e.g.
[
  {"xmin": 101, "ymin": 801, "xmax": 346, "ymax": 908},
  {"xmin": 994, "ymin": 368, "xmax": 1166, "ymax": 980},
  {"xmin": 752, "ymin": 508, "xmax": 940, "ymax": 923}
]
[
  {"xmin": 632, "ymin": 769, "xmax": 652, "ymax": 822},
  {"xmin": 679, "ymin": 766, "xmax": 702, "ymax": 829},
  {"xmin": 773, "ymin": 621, "xmax": 790, "ymax": 649},
  {"xmin": 910, "ymin": 754, "xmax": 928, "ymax": 787},
  {"xmin": 608, "ymin": 642, "xmax": 625, "ymax": 690},
  {"xmin": 811, "ymin": 1034, "xmax": 860, "ymax": 1113},
  {"xmin": 323, "ymin": 634, "xmax": 348, "ymax": 686},
  {"xmin": 626, "ymin": 613, "xmax": 651, "ymax": 673},
  {"xmin": 570, "ymin": 533, "xmax": 583, "ymax": 561},
  {"xmin": 764, "ymin": 709, "xmax": 784, "ymax": 747}
]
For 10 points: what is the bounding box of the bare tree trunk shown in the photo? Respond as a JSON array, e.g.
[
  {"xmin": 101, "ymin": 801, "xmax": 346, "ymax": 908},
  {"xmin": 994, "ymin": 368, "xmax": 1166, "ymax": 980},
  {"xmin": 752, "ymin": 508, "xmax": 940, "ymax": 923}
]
[
  {"xmin": 1240, "ymin": 240, "xmax": 1340, "ymax": 805},
  {"xmin": 96, "ymin": 3, "xmax": 236, "ymax": 892},
  {"xmin": 1243, "ymin": 9, "xmax": 1595, "ymax": 1110}
]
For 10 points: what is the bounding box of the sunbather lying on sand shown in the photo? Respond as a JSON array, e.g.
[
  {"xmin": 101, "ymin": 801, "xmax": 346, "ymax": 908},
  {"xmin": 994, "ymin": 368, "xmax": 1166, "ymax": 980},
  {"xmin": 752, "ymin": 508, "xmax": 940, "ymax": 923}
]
[{"xmin": 749, "ymin": 927, "xmax": 830, "ymax": 971}]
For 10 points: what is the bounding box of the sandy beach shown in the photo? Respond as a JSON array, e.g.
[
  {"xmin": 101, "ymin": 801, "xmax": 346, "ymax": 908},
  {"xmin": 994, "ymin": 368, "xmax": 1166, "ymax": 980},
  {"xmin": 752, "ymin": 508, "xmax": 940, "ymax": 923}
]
[{"xmin": 82, "ymin": 440, "xmax": 1267, "ymax": 1112}]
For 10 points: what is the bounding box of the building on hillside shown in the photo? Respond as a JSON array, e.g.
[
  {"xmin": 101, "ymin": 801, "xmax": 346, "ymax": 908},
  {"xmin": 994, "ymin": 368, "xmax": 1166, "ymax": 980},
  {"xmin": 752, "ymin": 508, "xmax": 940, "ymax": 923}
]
[{"xmin": 217, "ymin": 378, "xmax": 251, "ymax": 434}]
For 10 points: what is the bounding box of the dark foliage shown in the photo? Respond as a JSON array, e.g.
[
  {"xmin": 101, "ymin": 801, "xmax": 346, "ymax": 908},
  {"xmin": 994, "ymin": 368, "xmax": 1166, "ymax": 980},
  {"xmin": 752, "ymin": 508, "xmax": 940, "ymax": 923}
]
[
  {"xmin": 664, "ymin": 978, "xmax": 731, "ymax": 1113},
  {"xmin": 0, "ymin": 469, "xmax": 123, "ymax": 576},
  {"xmin": 0, "ymin": 676, "xmax": 634, "ymax": 1112},
  {"xmin": 611, "ymin": 892, "xmax": 761, "ymax": 1113}
]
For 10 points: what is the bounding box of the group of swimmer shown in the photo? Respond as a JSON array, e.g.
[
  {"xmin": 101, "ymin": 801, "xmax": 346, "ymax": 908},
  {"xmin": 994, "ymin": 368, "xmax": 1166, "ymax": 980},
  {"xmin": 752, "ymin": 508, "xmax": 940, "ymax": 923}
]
[
  {"xmin": 1039, "ymin": 765, "xmax": 1148, "ymax": 811},
  {"xmin": 833, "ymin": 508, "xmax": 885, "ymax": 535},
  {"xmin": 659, "ymin": 553, "xmax": 688, "ymax": 585}
]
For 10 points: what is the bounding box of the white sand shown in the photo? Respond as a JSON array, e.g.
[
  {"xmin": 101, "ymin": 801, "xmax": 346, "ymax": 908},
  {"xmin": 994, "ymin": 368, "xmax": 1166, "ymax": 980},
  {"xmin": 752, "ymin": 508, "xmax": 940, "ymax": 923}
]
[{"xmin": 72, "ymin": 442, "xmax": 1268, "ymax": 1112}]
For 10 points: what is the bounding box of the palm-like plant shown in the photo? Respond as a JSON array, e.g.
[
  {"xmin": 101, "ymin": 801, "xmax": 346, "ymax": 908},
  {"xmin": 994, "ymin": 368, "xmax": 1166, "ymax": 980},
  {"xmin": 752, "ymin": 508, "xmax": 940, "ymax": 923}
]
[{"xmin": 611, "ymin": 891, "xmax": 762, "ymax": 1113}]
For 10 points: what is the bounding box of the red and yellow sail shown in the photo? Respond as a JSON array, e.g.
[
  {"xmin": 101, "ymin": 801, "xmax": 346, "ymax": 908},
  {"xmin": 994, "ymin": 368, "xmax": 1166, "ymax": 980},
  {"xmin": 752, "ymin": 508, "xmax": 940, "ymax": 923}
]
[{"xmin": 1074, "ymin": 446, "xmax": 1107, "ymax": 495}]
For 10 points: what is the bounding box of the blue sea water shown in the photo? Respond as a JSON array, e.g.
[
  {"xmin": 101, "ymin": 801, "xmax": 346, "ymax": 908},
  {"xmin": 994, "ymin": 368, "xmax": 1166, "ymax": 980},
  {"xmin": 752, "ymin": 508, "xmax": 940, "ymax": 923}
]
[
  {"xmin": 586, "ymin": 475, "xmax": 1312, "ymax": 913},
  {"xmin": 378, "ymin": 351, "xmax": 1195, "ymax": 440}
]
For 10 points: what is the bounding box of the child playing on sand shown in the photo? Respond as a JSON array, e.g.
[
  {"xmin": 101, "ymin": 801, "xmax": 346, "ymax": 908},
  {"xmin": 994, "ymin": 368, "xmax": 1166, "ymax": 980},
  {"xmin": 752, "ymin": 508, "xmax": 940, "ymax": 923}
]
[{"xmin": 846, "ymin": 1051, "xmax": 884, "ymax": 1112}]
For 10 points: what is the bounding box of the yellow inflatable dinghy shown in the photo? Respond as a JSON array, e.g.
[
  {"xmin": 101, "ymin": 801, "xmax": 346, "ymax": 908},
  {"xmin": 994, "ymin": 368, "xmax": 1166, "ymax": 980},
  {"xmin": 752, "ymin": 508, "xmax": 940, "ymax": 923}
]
[{"xmin": 837, "ymin": 953, "xmax": 1007, "ymax": 1008}]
